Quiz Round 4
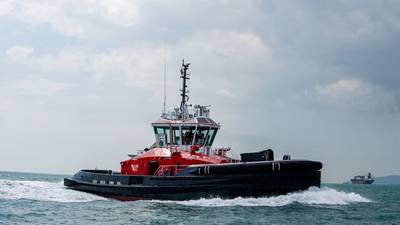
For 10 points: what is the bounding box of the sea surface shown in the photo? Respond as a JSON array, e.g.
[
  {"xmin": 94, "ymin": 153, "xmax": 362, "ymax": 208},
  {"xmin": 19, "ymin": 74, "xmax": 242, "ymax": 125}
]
[{"xmin": 0, "ymin": 171, "xmax": 399, "ymax": 225}]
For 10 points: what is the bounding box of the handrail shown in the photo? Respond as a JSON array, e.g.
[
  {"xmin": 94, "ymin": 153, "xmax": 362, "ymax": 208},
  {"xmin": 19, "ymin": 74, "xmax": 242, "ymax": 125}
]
[
  {"xmin": 154, "ymin": 166, "xmax": 168, "ymax": 176},
  {"xmin": 153, "ymin": 164, "xmax": 189, "ymax": 176}
]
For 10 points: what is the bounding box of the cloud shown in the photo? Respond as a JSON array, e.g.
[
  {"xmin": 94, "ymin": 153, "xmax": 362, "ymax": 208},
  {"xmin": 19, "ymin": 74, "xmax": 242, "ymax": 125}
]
[
  {"xmin": 92, "ymin": 0, "xmax": 141, "ymax": 27},
  {"xmin": 6, "ymin": 45, "xmax": 34, "ymax": 61},
  {"xmin": 6, "ymin": 45, "xmax": 168, "ymax": 89},
  {"xmin": 322, "ymin": 9, "xmax": 381, "ymax": 43},
  {"xmin": 4, "ymin": 29, "xmax": 271, "ymax": 91},
  {"xmin": 181, "ymin": 30, "xmax": 271, "ymax": 62},
  {"xmin": 90, "ymin": 46, "xmax": 168, "ymax": 87},
  {"xmin": 45, "ymin": 46, "xmax": 166, "ymax": 87},
  {"xmin": 1, "ymin": 78, "xmax": 73, "ymax": 96},
  {"xmin": 0, "ymin": 0, "xmax": 141, "ymax": 39},
  {"xmin": 315, "ymin": 79, "xmax": 399, "ymax": 114},
  {"xmin": 216, "ymin": 89, "xmax": 234, "ymax": 98},
  {"xmin": 36, "ymin": 49, "xmax": 92, "ymax": 73},
  {"xmin": 316, "ymin": 79, "xmax": 369, "ymax": 99}
]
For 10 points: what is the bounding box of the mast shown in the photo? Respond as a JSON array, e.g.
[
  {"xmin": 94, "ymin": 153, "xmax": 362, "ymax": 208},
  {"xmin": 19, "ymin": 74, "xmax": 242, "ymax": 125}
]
[
  {"xmin": 163, "ymin": 53, "xmax": 167, "ymax": 113},
  {"xmin": 180, "ymin": 59, "xmax": 190, "ymax": 119}
]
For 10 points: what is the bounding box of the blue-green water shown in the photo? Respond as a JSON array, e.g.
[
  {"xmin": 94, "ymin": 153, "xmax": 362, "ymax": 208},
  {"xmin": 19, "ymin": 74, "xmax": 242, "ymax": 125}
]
[{"xmin": 0, "ymin": 171, "xmax": 399, "ymax": 225}]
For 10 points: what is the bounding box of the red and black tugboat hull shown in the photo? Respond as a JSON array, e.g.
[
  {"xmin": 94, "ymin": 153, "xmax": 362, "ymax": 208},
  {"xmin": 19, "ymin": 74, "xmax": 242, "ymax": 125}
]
[{"xmin": 64, "ymin": 160, "xmax": 322, "ymax": 201}]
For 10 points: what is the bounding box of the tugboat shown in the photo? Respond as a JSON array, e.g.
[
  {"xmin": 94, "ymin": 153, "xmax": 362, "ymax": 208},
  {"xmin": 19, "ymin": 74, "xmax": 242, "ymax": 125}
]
[
  {"xmin": 64, "ymin": 60, "xmax": 323, "ymax": 200},
  {"xmin": 351, "ymin": 172, "xmax": 374, "ymax": 184}
]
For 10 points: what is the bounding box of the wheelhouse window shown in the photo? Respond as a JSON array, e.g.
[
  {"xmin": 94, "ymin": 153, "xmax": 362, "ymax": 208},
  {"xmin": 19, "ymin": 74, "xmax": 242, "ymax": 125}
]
[
  {"xmin": 181, "ymin": 126, "xmax": 195, "ymax": 145},
  {"xmin": 153, "ymin": 126, "xmax": 171, "ymax": 145},
  {"xmin": 205, "ymin": 128, "xmax": 218, "ymax": 146},
  {"xmin": 154, "ymin": 125, "xmax": 218, "ymax": 147},
  {"xmin": 194, "ymin": 126, "xmax": 209, "ymax": 145},
  {"xmin": 155, "ymin": 127, "xmax": 165, "ymax": 135},
  {"xmin": 172, "ymin": 126, "xmax": 180, "ymax": 145}
]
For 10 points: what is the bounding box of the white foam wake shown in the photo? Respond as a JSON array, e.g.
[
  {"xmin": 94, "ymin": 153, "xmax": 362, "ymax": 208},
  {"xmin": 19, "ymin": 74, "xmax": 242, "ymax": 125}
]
[
  {"xmin": 0, "ymin": 179, "xmax": 105, "ymax": 203},
  {"xmin": 150, "ymin": 187, "xmax": 372, "ymax": 207}
]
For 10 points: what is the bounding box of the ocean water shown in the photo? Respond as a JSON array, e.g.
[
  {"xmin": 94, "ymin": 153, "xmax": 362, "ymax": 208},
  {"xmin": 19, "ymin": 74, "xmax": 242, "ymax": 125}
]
[{"xmin": 0, "ymin": 171, "xmax": 399, "ymax": 225}]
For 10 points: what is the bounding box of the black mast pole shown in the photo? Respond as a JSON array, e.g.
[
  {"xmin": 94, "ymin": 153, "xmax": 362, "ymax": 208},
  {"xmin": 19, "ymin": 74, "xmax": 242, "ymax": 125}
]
[{"xmin": 180, "ymin": 59, "xmax": 190, "ymax": 117}]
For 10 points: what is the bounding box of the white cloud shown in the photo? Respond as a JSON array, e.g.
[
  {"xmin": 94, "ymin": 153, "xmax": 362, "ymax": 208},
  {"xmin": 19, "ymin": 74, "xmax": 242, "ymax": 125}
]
[
  {"xmin": 37, "ymin": 49, "xmax": 92, "ymax": 73},
  {"xmin": 0, "ymin": 0, "xmax": 141, "ymax": 39},
  {"xmin": 0, "ymin": 0, "xmax": 14, "ymax": 15},
  {"xmin": 91, "ymin": 46, "xmax": 167, "ymax": 87},
  {"xmin": 315, "ymin": 79, "xmax": 399, "ymax": 113},
  {"xmin": 13, "ymin": 45, "xmax": 168, "ymax": 88},
  {"xmin": 1, "ymin": 78, "xmax": 73, "ymax": 96},
  {"xmin": 6, "ymin": 45, "xmax": 34, "ymax": 61},
  {"xmin": 216, "ymin": 89, "xmax": 233, "ymax": 98},
  {"xmin": 316, "ymin": 79, "xmax": 369, "ymax": 99},
  {"xmin": 7, "ymin": 30, "xmax": 271, "ymax": 90},
  {"xmin": 182, "ymin": 30, "xmax": 271, "ymax": 62},
  {"xmin": 91, "ymin": 0, "xmax": 141, "ymax": 27}
]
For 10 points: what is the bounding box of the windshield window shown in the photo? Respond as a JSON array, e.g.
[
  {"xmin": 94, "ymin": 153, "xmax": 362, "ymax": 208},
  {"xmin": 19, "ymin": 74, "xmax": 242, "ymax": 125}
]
[
  {"xmin": 181, "ymin": 126, "xmax": 195, "ymax": 145},
  {"xmin": 205, "ymin": 128, "xmax": 218, "ymax": 146},
  {"xmin": 172, "ymin": 127, "xmax": 180, "ymax": 145},
  {"xmin": 194, "ymin": 127, "xmax": 209, "ymax": 145},
  {"xmin": 155, "ymin": 127, "xmax": 164, "ymax": 135},
  {"xmin": 154, "ymin": 126, "xmax": 171, "ymax": 145}
]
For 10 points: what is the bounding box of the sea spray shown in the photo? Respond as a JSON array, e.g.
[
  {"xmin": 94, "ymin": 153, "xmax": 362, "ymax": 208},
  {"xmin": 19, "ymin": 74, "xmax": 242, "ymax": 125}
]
[
  {"xmin": 147, "ymin": 187, "xmax": 372, "ymax": 207},
  {"xmin": 0, "ymin": 178, "xmax": 371, "ymax": 206},
  {"xmin": 0, "ymin": 179, "xmax": 105, "ymax": 203}
]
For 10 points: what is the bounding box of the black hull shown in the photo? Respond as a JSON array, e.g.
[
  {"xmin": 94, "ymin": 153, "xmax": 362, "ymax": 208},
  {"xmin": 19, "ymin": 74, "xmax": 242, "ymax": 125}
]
[{"xmin": 64, "ymin": 160, "xmax": 322, "ymax": 200}]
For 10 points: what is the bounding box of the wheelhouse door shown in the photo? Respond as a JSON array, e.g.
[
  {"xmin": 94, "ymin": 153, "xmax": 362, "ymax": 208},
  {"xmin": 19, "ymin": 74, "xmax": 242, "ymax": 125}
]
[{"xmin": 148, "ymin": 161, "xmax": 159, "ymax": 175}]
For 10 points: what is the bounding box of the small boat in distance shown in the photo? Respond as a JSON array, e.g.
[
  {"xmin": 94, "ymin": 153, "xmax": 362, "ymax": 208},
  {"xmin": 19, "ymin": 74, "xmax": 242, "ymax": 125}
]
[
  {"xmin": 64, "ymin": 60, "xmax": 323, "ymax": 200},
  {"xmin": 351, "ymin": 172, "xmax": 374, "ymax": 184}
]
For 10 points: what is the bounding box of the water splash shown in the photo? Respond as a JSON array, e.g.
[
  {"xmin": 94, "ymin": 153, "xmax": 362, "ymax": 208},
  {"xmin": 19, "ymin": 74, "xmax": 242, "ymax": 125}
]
[
  {"xmin": 0, "ymin": 178, "xmax": 373, "ymax": 206},
  {"xmin": 0, "ymin": 179, "xmax": 105, "ymax": 203},
  {"xmin": 149, "ymin": 187, "xmax": 372, "ymax": 207}
]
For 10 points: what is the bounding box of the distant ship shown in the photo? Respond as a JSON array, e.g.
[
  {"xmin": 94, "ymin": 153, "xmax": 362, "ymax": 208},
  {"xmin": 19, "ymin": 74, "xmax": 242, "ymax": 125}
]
[{"xmin": 351, "ymin": 172, "xmax": 374, "ymax": 184}]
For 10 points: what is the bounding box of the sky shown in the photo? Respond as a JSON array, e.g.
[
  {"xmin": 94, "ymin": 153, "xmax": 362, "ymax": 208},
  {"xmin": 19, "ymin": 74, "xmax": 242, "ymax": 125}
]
[{"xmin": 0, "ymin": 0, "xmax": 399, "ymax": 183}]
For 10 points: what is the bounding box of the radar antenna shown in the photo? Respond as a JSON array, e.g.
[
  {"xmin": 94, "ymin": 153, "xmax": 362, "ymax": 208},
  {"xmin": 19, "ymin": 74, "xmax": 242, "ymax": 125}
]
[{"xmin": 180, "ymin": 59, "xmax": 190, "ymax": 119}]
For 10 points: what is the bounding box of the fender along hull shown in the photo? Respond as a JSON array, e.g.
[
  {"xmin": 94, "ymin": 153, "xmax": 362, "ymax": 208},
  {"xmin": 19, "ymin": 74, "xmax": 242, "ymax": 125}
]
[{"xmin": 64, "ymin": 160, "xmax": 322, "ymax": 201}]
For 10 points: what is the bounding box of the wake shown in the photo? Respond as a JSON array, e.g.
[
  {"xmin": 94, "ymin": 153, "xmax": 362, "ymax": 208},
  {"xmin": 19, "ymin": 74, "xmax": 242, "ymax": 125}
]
[
  {"xmin": 0, "ymin": 179, "xmax": 372, "ymax": 206},
  {"xmin": 149, "ymin": 187, "xmax": 372, "ymax": 207},
  {"xmin": 0, "ymin": 179, "xmax": 105, "ymax": 203}
]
